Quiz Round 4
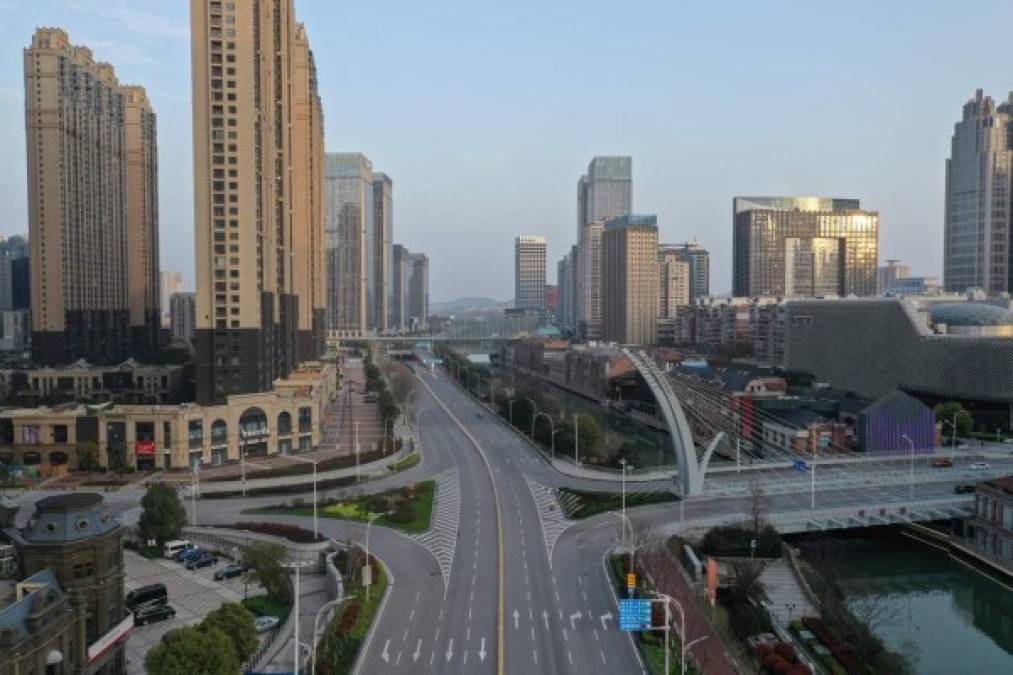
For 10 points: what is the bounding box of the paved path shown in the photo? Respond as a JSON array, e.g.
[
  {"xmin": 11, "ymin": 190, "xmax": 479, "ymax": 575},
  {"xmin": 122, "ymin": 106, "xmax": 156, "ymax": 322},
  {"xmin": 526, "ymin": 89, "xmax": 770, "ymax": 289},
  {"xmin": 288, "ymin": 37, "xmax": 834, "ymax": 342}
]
[{"xmin": 760, "ymin": 558, "xmax": 818, "ymax": 624}]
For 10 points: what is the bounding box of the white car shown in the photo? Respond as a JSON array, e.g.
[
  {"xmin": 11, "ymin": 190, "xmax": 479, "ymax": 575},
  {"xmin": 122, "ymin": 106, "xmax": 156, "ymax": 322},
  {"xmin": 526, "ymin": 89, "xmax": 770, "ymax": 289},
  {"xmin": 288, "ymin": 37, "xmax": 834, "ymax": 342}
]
[
  {"xmin": 969, "ymin": 462, "xmax": 990, "ymax": 471},
  {"xmin": 254, "ymin": 616, "xmax": 280, "ymax": 633}
]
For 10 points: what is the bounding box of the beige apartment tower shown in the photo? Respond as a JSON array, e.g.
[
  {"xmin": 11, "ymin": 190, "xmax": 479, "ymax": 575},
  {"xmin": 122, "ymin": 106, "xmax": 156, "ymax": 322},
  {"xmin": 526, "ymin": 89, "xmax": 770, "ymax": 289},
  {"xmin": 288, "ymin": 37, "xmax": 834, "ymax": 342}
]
[
  {"xmin": 658, "ymin": 247, "xmax": 690, "ymax": 318},
  {"xmin": 25, "ymin": 28, "xmax": 160, "ymax": 365},
  {"xmin": 191, "ymin": 0, "xmax": 325, "ymax": 404},
  {"xmin": 603, "ymin": 215, "xmax": 659, "ymax": 345}
]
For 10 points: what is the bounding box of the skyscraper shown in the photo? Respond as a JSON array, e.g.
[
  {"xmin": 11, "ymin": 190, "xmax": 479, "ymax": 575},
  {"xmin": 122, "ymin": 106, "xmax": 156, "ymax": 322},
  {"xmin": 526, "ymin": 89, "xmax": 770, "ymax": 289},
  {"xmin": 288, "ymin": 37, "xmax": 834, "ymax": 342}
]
[
  {"xmin": 603, "ymin": 215, "xmax": 659, "ymax": 345},
  {"xmin": 658, "ymin": 248, "xmax": 690, "ymax": 318},
  {"xmin": 0, "ymin": 236, "xmax": 29, "ymax": 314},
  {"xmin": 372, "ymin": 173, "xmax": 392, "ymax": 332},
  {"xmin": 160, "ymin": 271, "xmax": 183, "ymax": 327},
  {"xmin": 191, "ymin": 0, "xmax": 324, "ymax": 403},
  {"xmin": 944, "ymin": 89, "xmax": 1013, "ymax": 295},
  {"xmin": 325, "ymin": 153, "xmax": 373, "ymax": 337},
  {"xmin": 390, "ymin": 243, "xmax": 408, "ymax": 331},
  {"xmin": 25, "ymin": 28, "xmax": 159, "ymax": 365},
  {"xmin": 732, "ymin": 196, "xmax": 878, "ymax": 298},
  {"xmin": 406, "ymin": 252, "xmax": 429, "ymax": 331},
  {"xmin": 576, "ymin": 156, "xmax": 632, "ymax": 340},
  {"xmin": 170, "ymin": 292, "xmax": 197, "ymax": 343},
  {"xmin": 514, "ymin": 235, "xmax": 547, "ymax": 310},
  {"xmin": 663, "ymin": 242, "xmax": 710, "ymax": 301}
]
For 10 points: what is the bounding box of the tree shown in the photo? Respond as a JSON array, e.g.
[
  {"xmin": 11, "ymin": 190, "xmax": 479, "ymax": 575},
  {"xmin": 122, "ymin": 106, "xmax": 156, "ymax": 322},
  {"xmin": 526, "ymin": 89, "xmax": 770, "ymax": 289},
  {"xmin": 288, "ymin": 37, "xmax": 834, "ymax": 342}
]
[
  {"xmin": 107, "ymin": 444, "xmax": 130, "ymax": 475},
  {"xmin": 77, "ymin": 441, "xmax": 100, "ymax": 472},
  {"xmin": 728, "ymin": 558, "xmax": 766, "ymax": 601},
  {"xmin": 202, "ymin": 602, "xmax": 258, "ymax": 665},
  {"xmin": 750, "ymin": 482, "xmax": 770, "ymax": 535},
  {"xmin": 145, "ymin": 625, "xmax": 240, "ymax": 675},
  {"xmin": 934, "ymin": 402, "xmax": 973, "ymax": 440},
  {"xmin": 574, "ymin": 413, "xmax": 601, "ymax": 459},
  {"xmin": 139, "ymin": 482, "xmax": 188, "ymax": 545},
  {"xmin": 242, "ymin": 541, "xmax": 292, "ymax": 603}
]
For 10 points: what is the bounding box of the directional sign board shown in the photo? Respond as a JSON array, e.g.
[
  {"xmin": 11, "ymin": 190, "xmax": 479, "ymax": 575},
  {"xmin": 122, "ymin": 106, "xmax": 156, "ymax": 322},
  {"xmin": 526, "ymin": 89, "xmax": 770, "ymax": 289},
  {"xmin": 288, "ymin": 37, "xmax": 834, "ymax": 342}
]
[
  {"xmin": 793, "ymin": 459, "xmax": 807, "ymax": 472},
  {"xmin": 619, "ymin": 599, "xmax": 652, "ymax": 632}
]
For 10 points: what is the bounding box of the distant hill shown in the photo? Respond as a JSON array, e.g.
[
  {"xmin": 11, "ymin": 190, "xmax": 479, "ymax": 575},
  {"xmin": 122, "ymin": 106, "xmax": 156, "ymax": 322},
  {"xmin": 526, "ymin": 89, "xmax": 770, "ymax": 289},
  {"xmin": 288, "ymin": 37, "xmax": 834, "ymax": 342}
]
[{"xmin": 431, "ymin": 296, "xmax": 508, "ymax": 313}]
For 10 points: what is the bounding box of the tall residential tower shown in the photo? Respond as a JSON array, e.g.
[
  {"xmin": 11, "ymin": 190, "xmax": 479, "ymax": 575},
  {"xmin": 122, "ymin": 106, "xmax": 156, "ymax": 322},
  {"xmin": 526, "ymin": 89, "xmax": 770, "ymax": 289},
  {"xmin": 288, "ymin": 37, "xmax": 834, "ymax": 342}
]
[
  {"xmin": 514, "ymin": 235, "xmax": 547, "ymax": 311},
  {"xmin": 602, "ymin": 215, "xmax": 659, "ymax": 345},
  {"xmin": 191, "ymin": 0, "xmax": 324, "ymax": 403}
]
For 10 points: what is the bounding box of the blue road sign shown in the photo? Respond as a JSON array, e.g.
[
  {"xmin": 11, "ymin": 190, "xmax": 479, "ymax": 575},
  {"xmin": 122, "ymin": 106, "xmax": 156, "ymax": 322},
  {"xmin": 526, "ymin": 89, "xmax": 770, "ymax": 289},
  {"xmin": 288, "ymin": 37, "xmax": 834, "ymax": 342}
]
[
  {"xmin": 793, "ymin": 459, "xmax": 807, "ymax": 472},
  {"xmin": 619, "ymin": 599, "xmax": 652, "ymax": 632}
]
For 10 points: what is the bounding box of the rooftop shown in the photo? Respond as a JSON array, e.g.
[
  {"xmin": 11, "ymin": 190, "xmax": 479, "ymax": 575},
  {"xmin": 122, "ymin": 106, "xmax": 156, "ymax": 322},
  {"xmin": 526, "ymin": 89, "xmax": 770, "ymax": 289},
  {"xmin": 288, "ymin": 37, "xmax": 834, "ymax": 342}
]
[{"xmin": 928, "ymin": 302, "xmax": 1013, "ymax": 327}]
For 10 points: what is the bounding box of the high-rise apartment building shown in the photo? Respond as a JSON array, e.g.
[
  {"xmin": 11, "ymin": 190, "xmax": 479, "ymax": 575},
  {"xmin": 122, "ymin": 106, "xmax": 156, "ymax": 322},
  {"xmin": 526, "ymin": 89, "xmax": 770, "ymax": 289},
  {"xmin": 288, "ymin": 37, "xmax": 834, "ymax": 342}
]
[
  {"xmin": 160, "ymin": 271, "xmax": 183, "ymax": 327},
  {"xmin": 191, "ymin": 0, "xmax": 324, "ymax": 404},
  {"xmin": 0, "ymin": 235, "xmax": 29, "ymax": 313},
  {"xmin": 658, "ymin": 247, "xmax": 690, "ymax": 318},
  {"xmin": 25, "ymin": 29, "xmax": 160, "ymax": 365},
  {"xmin": 372, "ymin": 173, "xmax": 392, "ymax": 333},
  {"xmin": 878, "ymin": 259, "xmax": 911, "ymax": 294},
  {"xmin": 576, "ymin": 156, "xmax": 632, "ymax": 340},
  {"xmin": 663, "ymin": 242, "xmax": 710, "ymax": 301},
  {"xmin": 325, "ymin": 153, "xmax": 373, "ymax": 337},
  {"xmin": 945, "ymin": 89, "xmax": 1013, "ymax": 295},
  {"xmin": 390, "ymin": 243, "xmax": 408, "ymax": 331},
  {"xmin": 603, "ymin": 215, "xmax": 659, "ymax": 345},
  {"xmin": 406, "ymin": 252, "xmax": 429, "ymax": 331},
  {"xmin": 170, "ymin": 292, "xmax": 197, "ymax": 344},
  {"xmin": 732, "ymin": 197, "xmax": 878, "ymax": 298},
  {"xmin": 556, "ymin": 252, "xmax": 571, "ymax": 328},
  {"xmin": 515, "ymin": 235, "xmax": 547, "ymax": 310}
]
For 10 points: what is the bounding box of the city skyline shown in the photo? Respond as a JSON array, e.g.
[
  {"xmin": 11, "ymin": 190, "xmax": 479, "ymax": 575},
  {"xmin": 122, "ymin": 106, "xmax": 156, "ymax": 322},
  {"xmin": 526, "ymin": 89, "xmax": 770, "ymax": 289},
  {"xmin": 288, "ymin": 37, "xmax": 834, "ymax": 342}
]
[{"xmin": 4, "ymin": 2, "xmax": 1013, "ymax": 301}]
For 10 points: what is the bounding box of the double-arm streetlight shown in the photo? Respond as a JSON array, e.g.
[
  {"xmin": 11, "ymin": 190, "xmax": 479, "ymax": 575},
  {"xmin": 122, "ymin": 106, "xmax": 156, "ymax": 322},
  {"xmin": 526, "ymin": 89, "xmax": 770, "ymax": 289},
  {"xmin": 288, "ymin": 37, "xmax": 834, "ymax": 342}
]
[
  {"xmin": 287, "ymin": 455, "xmax": 319, "ymax": 541},
  {"xmin": 619, "ymin": 458, "xmax": 632, "ymax": 546},
  {"xmin": 532, "ymin": 412, "xmax": 555, "ymax": 457},
  {"xmin": 281, "ymin": 559, "xmax": 317, "ymax": 675},
  {"xmin": 648, "ymin": 590, "xmax": 708, "ymax": 675}
]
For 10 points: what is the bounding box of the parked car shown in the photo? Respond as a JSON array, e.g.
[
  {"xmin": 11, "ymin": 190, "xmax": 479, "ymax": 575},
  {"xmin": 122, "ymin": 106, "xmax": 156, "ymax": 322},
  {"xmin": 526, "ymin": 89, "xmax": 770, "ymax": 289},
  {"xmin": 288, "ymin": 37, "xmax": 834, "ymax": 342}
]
[
  {"xmin": 954, "ymin": 484, "xmax": 976, "ymax": 494},
  {"xmin": 185, "ymin": 552, "xmax": 218, "ymax": 570},
  {"xmin": 969, "ymin": 462, "xmax": 990, "ymax": 471},
  {"xmin": 931, "ymin": 458, "xmax": 954, "ymax": 468},
  {"xmin": 254, "ymin": 616, "xmax": 280, "ymax": 633},
  {"xmin": 213, "ymin": 563, "xmax": 247, "ymax": 580},
  {"xmin": 162, "ymin": 540, "xmax": 193, "ymax": 560},
  {"xmin": 126, "ymin": 583, "xmax": 167, "ymax": 611},
  {"xmin": 134, "ymin": 604, "xmax": 176, "ymax": 626},
  {"xmin": 175, "ymin": 547, "xmax": 205, "ymax": 563}
]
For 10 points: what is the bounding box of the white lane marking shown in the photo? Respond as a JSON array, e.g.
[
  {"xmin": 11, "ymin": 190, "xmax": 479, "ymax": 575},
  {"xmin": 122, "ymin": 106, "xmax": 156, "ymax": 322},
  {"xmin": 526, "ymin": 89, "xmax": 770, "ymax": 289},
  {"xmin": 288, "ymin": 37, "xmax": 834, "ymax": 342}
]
[
  {"xmin": 569, "ymin": 611, "xmax": 581, "ymax": 631},
  {"xmin": 542, "ymin": 609, "xmax": 549, "ymax": 630},
  {"xmin": 600, "ymin": 649, "xmax": 607, "ymax": 664},
  {"xmin": 412, "ymin": 639, "xmax": 422, "ymax": 662},
  {"xmin": 402, "ymin": 628, "xmax": 408, "ymax": 643},
  {"xmin": 408, "ymin": 467, "xmax": 461, "ymax": 590},
  {"xmin": 600, "ymin": 612, "xmax": 614, "ymax": 630},
  {"xmin": 593, "ymin": 629, "xmax": 600, "ymax": 642},
  {"xmin": 563, "ymin": 628, "xmax": 568, "ymax": 641},
  {"xmin": 479, "ymin": 638, "xmax": 488, "ymax": 662},
  {"xmin": 524, "ymin": 478, "xmax": 576, "ymax": 567},
  {"xmin": 513, "ymin": 609, "xmax": 520, "ymax": 630},
  {"xmin": 445, "ymin": 638, "xmax": 454, "ymax": 663},
  {"xmin": 568, "ymin": 651, "xmax": 573, "ymax": 664},
  {"xmin": 533, "ymin": 648, "xmax": 538, "ymax": 664},
  {"xmin": 381, "ymin": 639, "xmax": 390, "ymax": 663}
]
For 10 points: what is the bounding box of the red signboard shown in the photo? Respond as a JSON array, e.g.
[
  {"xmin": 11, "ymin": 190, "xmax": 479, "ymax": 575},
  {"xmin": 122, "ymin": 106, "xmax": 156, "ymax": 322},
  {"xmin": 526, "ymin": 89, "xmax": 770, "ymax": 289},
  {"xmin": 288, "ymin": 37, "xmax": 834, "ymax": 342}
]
[{"xmin": 134, "ymin": 441, "xmax": 156, "ymax": 456}]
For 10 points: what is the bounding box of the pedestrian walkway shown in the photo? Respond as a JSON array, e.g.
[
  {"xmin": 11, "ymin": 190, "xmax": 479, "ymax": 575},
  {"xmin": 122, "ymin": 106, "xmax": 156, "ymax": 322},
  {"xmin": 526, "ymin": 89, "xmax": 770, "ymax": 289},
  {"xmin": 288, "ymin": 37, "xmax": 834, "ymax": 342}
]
[
  {"xmin": 760, "ymin": 558, "xmax": 818, "ymax": 624},
  {"xmin": 409, "ymin": 467, "xmax": 460, "ymax": 590},
  {"xmin": 524, "ymin": 478, "xmax": 574, "ymax": 567}
]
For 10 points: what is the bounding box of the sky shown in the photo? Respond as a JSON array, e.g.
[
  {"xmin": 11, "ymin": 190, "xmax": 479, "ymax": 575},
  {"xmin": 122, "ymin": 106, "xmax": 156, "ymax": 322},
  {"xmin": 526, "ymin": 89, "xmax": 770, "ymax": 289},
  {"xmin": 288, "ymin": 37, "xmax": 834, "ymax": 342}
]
[{"xmin": 3, "ymin": 1, "xmax": 1013, "ymax": 301}]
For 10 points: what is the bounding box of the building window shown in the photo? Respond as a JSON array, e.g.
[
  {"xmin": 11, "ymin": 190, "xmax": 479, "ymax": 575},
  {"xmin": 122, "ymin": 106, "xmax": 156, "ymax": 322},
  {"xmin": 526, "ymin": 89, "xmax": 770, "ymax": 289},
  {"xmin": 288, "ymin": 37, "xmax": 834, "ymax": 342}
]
[{"xmin": 53, "ymin": 425, "xmax": 68, "ymax": 443}]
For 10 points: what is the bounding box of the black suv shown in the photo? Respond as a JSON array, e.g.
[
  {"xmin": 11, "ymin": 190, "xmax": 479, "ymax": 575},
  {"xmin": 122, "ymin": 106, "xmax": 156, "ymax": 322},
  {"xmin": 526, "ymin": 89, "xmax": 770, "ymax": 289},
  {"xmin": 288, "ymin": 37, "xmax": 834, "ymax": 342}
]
[
  {"xmin": 134, "ymin": 604, "xmax": 176, "ymax": 626},
  {"xmin": 126, "ymin": 583, "xmax": 167, "ymax": 611}
]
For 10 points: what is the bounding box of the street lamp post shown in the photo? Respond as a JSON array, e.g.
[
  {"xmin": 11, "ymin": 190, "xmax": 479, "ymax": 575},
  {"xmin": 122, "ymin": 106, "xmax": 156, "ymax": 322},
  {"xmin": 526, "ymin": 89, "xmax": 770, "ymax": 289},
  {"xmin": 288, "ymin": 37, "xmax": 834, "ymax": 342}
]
[
  {"xmin": 573, "ymin": 413, "xmax": 580, "ymax": 468},
  {"xmin": 649, "ymin": 591, "xmax": 686, "ymax": 675},
  {"xmin": 522, "ymin": 397, "xmax": 539, "ymax": 437},
  {"xmin": 551, "ymin": 428, "xmax": 564, "ymax": 462},
  {"xmin": 364, "ymin": 513, "xmax": 387, "ymax": 602},
  {"xmin": 901, "ymin": 433, "xmax": 915, "ymax": 500},
  {"xmin": 619, "ymin": 459, "xmax": 629, "ymax": 546},
  {"xmin": 288, "ymin": 455, "xmax": 319, "ymax": 541},
  {"xmin": 508, "ymin": 397, "xmax": 520, "ymax": 427},
  {"xmin": 311, "ymin": 597, "xmax": 352, "ymax": 675},
  {"xmin": 354, "ymin": 421, "xmax": 360, "ymax": 483},
  {"xmin": 282, "ymin": 560, "xmax": 315, "ymax": 675},
  {"xmin": 191, "ymin": 458, "xmax": 201, "ymax": 526},
  {"xmin": 532, "ymin": 412, "xmax": 555, "ymax": 456}
]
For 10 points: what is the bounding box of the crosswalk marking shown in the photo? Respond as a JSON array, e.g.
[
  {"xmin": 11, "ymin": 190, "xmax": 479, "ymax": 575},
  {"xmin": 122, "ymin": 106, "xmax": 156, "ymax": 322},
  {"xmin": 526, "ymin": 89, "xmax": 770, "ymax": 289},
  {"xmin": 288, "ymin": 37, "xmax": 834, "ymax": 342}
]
[
  {"xmin": 525, "ymin": 478, "xmax": 574, "ymax": 567},
  {"xmin": 410, "ymin": 467, "xmax": 460, "ymax": 589}
]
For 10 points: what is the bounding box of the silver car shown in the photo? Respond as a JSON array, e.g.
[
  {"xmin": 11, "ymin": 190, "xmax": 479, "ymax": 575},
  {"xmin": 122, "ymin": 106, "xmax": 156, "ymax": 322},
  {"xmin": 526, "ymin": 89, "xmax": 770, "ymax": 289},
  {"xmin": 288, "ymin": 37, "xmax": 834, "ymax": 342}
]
[{"xmin": 254, "ymin": 615, "xmax": 280, "ymax": 633}]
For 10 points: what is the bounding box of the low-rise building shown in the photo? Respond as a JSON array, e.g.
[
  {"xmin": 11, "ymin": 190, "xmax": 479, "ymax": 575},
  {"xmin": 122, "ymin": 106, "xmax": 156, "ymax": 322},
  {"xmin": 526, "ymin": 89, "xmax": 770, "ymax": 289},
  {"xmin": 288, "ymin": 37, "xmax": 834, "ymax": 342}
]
[
  {"xmin": 963, "ymin": 476, "xmax": 1013, "ymax": 573},
  {"xmin": 1, "ymin": 359, "xmax": 187, "ymax": 406}
]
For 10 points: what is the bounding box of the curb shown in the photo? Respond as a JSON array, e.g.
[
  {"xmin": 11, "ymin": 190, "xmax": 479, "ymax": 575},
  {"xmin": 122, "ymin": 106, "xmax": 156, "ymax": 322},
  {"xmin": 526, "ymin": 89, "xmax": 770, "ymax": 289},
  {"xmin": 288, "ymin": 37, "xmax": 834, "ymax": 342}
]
[{"xmin": 352, "ymin": 552, "xmax": 395, "ymax": 675}]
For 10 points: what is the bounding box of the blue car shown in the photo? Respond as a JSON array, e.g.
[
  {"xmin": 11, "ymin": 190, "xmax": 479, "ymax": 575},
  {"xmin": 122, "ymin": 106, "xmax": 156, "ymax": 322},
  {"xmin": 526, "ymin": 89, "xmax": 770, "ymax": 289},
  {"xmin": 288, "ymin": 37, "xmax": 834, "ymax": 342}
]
[
  {"xmin": 175, "ymin": 547, "xmax": 204, "ymax": 563},
  {"xmin": 185, "ymin": 552, "xmax": 218, "ymax": 570}
]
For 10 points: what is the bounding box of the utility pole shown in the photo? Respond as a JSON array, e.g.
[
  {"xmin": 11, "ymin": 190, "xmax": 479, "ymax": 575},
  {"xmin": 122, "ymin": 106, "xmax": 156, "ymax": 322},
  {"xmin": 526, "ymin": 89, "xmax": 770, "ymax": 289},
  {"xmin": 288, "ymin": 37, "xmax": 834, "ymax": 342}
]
[{"xmin": 573, "ymin": 413, "xmax": 580, "ymax": 468}]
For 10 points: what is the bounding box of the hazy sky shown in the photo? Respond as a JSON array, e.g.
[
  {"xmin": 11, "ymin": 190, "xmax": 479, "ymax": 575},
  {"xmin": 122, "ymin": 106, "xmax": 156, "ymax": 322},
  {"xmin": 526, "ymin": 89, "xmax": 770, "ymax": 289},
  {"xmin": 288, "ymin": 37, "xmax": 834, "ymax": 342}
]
[{"xmin": 3, "ymin": 1, "xmax": 1013, "ymax": 301}]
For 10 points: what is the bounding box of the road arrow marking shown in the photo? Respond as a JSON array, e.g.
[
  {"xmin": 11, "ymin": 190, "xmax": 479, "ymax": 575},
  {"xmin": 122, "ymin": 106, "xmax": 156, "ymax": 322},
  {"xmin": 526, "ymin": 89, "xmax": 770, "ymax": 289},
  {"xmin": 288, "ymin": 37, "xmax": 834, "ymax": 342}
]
[
  {"xmin": 600, "ymin": 612, "xmax": 614, "ymax": 630},
  {"xmin": 412, "ymin": 639, "xmax": 422, "ymax": 663},
  {"xmin": 381, "ymin": 639, "xmax": 390, "ymax": 663},
  {"xmin": 569, "ymin": 611, "xmax": 582, "ymax": 631},
  {"xmin": 513, "ymin": 609, "xmax": 520, "ymax": 630},
  {"xmin": 479, "ymin": 638, "xmax": 487, "ymax": 662},
  {"xmin": 445, "ymin": 638, "xmax": 454, "ymax": 663},
  {"xmin": 542, "ymin": 609, "xmax": 550, "ymax": 630}
]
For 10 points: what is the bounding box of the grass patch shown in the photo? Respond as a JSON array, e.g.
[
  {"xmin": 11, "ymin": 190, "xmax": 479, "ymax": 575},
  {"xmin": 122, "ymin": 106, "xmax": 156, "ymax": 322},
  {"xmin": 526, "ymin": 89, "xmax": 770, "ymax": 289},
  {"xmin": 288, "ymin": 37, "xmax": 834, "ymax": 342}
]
[
  {"xmin": 244, "ymin": 480, "xmax": 436, "ymax": 534},
  {"xmin": 315, "ymin": 557, "xmax": 388, "ymax": 674},
  {"xmin": 559, "ymin": 488, "xmax": 677, "ymax": 519},
  {"xmin": 389, "ymin": 452, "xmax": 420, "ymax": 472},
  {"xmin": 241, "ymin": 594, "xmax": 291, "ymax": 622}
]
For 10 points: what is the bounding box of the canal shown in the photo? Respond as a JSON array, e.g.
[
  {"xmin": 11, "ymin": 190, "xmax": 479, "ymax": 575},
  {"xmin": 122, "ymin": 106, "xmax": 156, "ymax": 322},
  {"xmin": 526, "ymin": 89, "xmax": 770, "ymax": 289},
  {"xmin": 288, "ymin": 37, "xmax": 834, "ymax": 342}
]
[{"xmin": 829, "ymin": 530, "xmax": 1013, "ymax": 674}]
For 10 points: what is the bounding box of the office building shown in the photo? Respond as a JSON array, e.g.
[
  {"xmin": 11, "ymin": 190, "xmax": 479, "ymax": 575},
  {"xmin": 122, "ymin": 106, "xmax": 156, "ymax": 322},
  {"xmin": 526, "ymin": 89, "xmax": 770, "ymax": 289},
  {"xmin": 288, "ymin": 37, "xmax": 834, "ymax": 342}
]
[
  {"xmin": 603, "ymin": 214, "xmax": 659, "ymax": 345},
  {"xmin": 390, "ymin": 244, "xmax": 408, "ymax": 331},
  {"xmin": 878, "ymin": 259, "xmax": 911, "ymax": 293},
  {"xmin": 170, "ymin": 292, "xmax": 196, "ymax": 343},
  {"xmin": 658, "ymin": 247, "xmax": 690, "ymax": 318},
  {"xmin": 0, "ymin": 493, "xmax": 130, "ymax": 675},
  {"xmin": 372, "ymin": 173, "xmax": 392, "ymax": 333},
  {"xmin": 325, "ymin": 153, "xmax": 373, "ymax": 337},
  {"xmin": 556, "ymin": 247, "xmax": 579, "ymax": 331},
  {"xmin": 0, "ymin": 236, "xmax": 29, "ymax": 314},
  {"xmin": 945, "ymin": 90, "xmax": 1013, "ymax": 295},
  {"xmin": 25, "ymin": 29, "xmax": 159, "ymax": 365},
  {"xmin": 191, "ymin": 0, "xmax": 324, "ymax": 404},
  {"xmin": 406, "ymin": 252, "xmax": 429, "ymax": 331},
  {"xmin": 515, "ymin": 235, "xmax": 547, "ymax": 310},
  {"xmin": 732, "ymin": 196, "xmax": 879, "ymax": 298},
  {"xmin": 160, "ymin": 270, "xmax": 183, "ymax": 328},
  {"xmin": 663, "ymin": 242, "xmax": 710, "ymax": 301},
  {"xmin": 1, "ymin": 309, "xmax": 31, "ymax": 352},
  {"xmin": 577, "ymin": 156, "xmax": 632, "ymax": 340}
]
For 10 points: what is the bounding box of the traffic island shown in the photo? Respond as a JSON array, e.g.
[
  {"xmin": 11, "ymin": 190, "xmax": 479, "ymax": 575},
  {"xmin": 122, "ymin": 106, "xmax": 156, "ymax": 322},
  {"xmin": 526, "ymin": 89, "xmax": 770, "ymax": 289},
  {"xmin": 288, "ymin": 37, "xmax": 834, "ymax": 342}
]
[
  {"xmin": 559, "ymin": 487, "xmax": 677, "ymax": 519},
  {"xmin": 314, "ymin": 551, "xmax": 389, "ymax": 674}
]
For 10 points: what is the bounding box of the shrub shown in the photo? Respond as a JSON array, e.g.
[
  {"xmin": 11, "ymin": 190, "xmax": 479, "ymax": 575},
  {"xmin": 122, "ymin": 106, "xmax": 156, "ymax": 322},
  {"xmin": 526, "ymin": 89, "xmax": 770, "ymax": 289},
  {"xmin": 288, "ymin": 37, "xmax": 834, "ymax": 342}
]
[
  {"xmin": 788, "ymin": 665, "xmax": 813, "ymax": 675},
  {"xmin": 387, "ymin": 501, "xmax": 416, "ymax": 524},
  {"xmin": 728, "ymin": 601, "xmax": 766, "ymax": 640},
  {"xmin": 755, "ymin": 643, "xmax": 774, "ymax": 659},
  {"xmin": 762, "ymin": 653, "xmax": 788, "ymax": 672},
  {"xmin": 774, "ymin": 642, "xmax": 797, "ymax": 663}
]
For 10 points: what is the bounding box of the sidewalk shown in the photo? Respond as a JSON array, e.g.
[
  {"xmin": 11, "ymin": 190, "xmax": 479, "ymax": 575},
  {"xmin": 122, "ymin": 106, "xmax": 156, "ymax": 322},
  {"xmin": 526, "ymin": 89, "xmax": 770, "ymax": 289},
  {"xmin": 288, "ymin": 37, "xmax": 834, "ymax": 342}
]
[
  {"xmin": 759, "ymin": 558, "xmax": 817, "ymax": 624},
  {"xmin": 257, "ymin": 573, "xmax": 329, "ymax": 673}
]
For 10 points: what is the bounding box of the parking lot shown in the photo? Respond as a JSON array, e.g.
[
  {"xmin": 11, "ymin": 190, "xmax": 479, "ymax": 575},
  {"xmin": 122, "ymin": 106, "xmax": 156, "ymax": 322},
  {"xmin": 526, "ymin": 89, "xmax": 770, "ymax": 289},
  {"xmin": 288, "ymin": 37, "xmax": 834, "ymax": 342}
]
[{"xmin": 123, "ymin": 550, "xmax": 264, "ymax": 674}]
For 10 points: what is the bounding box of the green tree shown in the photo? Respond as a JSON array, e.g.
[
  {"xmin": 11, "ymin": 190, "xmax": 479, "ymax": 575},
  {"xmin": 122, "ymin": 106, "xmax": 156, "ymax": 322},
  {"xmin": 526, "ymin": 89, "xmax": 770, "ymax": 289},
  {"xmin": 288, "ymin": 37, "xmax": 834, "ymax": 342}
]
[
  {"xmin": 242, "ymin": 541, "xmax": 292, "ymax": 603},
  {"xmin": 202, "ymin": 602, "xmax": 258, "ymax": 665},
  {"xmin": 574, "ymin": 413, "xmax": 601, "ymax": 459},
  {"xmin": 138, "ymin": 482, "xmax": 188, "ymax": 545},
  {"xmin": 107, "ymin": 444, "xmax": 130, "ymax": 475},
  {"xmin": 145, "ymin": 625, "xmax": 240, "ymax": 675},
  {"xmin": 934, "ymin": 402, "xmax": 973, "ymax": 440},
  {"xmin": 76, "ymin": 441, "xmax": 100, "ymax": 472}
]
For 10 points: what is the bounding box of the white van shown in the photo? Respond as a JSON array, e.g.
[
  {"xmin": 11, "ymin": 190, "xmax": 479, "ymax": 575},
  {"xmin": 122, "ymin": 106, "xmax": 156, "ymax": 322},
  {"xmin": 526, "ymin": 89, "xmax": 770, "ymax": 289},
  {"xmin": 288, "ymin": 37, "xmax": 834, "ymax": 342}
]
[{"xmin": 162, "ymin": 539, "xmax": 192, "ymax": 559}]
